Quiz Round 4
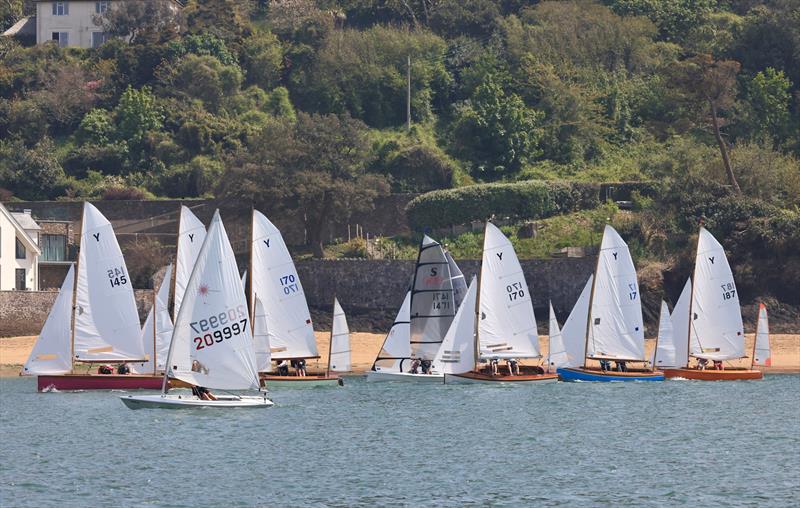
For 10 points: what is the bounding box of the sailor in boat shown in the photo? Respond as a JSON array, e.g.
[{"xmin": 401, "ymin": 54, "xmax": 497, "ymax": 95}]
[
  {"xmin": 410, "ymin": 358, "xmax": 420, "ymax": 374},
  {"xmin": 599, "ymin": 359, "xmax": 611, "ymax": 372},
  {"xmin": 614, "ymin": 361, "xmax": 627, "ymax": 372},
  {"xmin": 697, "ymin": 358, "xmax": 709, "ymax": 370},
  {"xmin": 98, "ymin": 365, "xmax": 114, "ymax": 374},
  {"xmin": 191, "ymin": 386, "xmax": 217, "ymax": 401},
  {"xmin": 117, "ymin": 363, "xmax": 130, "ymax": 375},
  {"xmin": 275, "ymin": 359, "xmax": 289, "ymax": 375},
  {"xmin": 506, "ymin": 358, "xmax": 520, "ymax": 376},
  {"xmin": 420, "ymin": 359, "xmax": 432, "ymax": 374},
  {"xmin": 713, "ymin": 360, "xmax": 724, "ymax": 370},
  {"xmin": 490, "ymin": 358, "xmax": 499, "ymax": 376}
]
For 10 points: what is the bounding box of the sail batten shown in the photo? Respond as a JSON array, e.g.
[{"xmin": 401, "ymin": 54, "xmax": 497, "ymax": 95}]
[{"xmin": 73, "ymin": 203, "xmax": 145, "ymax": 362}]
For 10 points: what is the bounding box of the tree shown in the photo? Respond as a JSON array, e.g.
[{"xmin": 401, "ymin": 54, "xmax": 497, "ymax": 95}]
[
  {"xmin": 671, "ymin": 54, "xmax": 742, "ymax": 193},
  {"xmin": 96, "ymin": 0, "xmax": 183, "ymax": 45},
  {"xmin": 452, "ymin": 76, "xmax": 543, "ymax": 180},
  {"xmin": 0, "ymin": 137, "xmax": 65, "ymax": 200},
  {"xmin": 164, "ymin": 54, "xmax": 243, "ymax": 113},
  {"xmin": 184, "ymin": 0, "xmax": 252, "ymax": 42},
  {"xmin": 219, "ymin": 113, "xmax": 389, "ymax": 258},
  {"xmin": 740, "ymin": 68, "xmax": 792, "ymax": 145},
  {"xmin": 30, "ymin": 63, "xmax": 100, "ymax": 133},
  {"xmin": 241, "ymin": 31, "xmax": 283, "ymax": 90},
  {"xmin": 114, "ymin": 85, "xmax": 163, "ymax": 152},
  {"xmin": 0, "ymin": 0, "xmax": 23, "ymax": 33}
]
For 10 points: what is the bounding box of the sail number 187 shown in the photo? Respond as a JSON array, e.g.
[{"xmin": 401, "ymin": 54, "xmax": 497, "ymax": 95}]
[{"xmin": 720, "ymin": 282, "xmax": 736, "ymax": 300}]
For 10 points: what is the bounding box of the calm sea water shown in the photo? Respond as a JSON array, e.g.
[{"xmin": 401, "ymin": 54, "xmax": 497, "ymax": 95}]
[{"xmin": 1, "ymin": 375, "xmax": 798, "ymax": 507}]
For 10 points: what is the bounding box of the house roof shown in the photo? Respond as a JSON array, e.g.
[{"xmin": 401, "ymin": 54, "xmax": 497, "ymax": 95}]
[
  {"xmin": 11, "ymin": 212, "xmax": 42, "ymax": 231},
  {"xmin": 1, "ymin": 16, "xmax": 35, "ymax": 38},
  {"xmin": 0, "ymin": 203, "xmax": 41, "ymax": 256}
]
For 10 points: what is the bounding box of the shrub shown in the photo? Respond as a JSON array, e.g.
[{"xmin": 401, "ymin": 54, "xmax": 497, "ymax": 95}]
[
  {"xmin": 386, "ymin": 145, "xmax": 455, "ymax": 192},
  {"xmin": 405, "ymin": 180, "xmax": 602, "ymax": 230}
]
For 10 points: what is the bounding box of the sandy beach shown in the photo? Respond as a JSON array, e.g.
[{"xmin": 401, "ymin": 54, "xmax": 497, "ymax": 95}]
[{"xmin": 2, "ymin": 332, "xmax": 798, "ymax": 377}]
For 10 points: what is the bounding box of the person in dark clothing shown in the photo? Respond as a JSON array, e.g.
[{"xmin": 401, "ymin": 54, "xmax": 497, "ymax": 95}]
[
  {"xmin": 420, "ymin": 359, "xmax": 432, "ymax": 375},
  {"xmin": 117, "ymin": 363, "xmax": 130, "ymax": 375},
  {"xmin": 192, "ymin": 386, "xmax": 217, "ymax": 401}
]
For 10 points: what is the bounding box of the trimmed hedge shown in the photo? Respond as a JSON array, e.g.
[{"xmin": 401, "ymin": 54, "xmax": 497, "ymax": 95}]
[{"xmin": 405, "ymin": 181, "xmax": 601, "ymax": 230}]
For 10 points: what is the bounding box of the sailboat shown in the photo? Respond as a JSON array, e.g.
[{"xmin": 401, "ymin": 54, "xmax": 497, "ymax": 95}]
[
  {"xmin": 249, "ymin": 210, "xmax": 341, "ymax": 387},
  {"xmin": 327, "ymin": 297, "xmax": 352, "ymax": 374},
  {"xmin": 752, "ymin": 303, "xmax": 771, "ymax": 369},
  {"xmin": 545, "ymin": 302, "xmax": 569, "ymax": 373},
  {"xmin": 663, "ymin": 227, "xmax": 763, "ymax": 380},
  {"xmin": 557, "ymin": 225, "xmax": 664, "ymax": 381},
  {"xmin": 445, "ymin": 223, "xmax": 558, "ymax": 384},
  {"xmin": 651, "ymin": 300, "xmax": 676, "ymax": 370},
  {"xmin": 129, "ymin": 264, "xmax": 174, "ymax": 375},
  {"xmin": 120, "ymin": 210, "xmax": 273, "ymax": 409},
  {"xmin": 29, "ymin": 203, "xmax": 163, "ymax": 391}
]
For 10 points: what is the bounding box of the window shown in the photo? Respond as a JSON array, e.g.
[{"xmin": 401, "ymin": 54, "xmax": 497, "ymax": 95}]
[
  {"xmin": 15, "ymin": 237, "xmax": 26, "ymax": 259},
  {"xmin": 91, "ymin": 31, "xmax": 109, "ymax": 48},
  {"xmin": 15, "ymin": 269, "xmax": 26, "ymax": 290},
  {"xmin": 52, "ymin": 32, "xmax": 69, "ymax": 47},
  {"xmin": 41, "ymin": 234, "xmax": 67, "ymax": 262},
  {"xmin": 95, "ymin": 1, "xmax": 109, "ymax": 14},
  {"xmin": 52, "ymin": 2, "xmax": 69, "ymax": 16}
]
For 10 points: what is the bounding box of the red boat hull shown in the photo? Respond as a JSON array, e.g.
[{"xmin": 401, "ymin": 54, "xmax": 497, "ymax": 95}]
[
  {"xmin": 663, "ymin": 368, "xmax": 763, "ymax": 381},
  {"xmin": 37, "ymin": 374, "xmax": 177, "ymax": 392}
]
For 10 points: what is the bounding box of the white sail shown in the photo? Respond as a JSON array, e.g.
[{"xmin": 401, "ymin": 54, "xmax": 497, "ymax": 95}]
[
  {"xmin": 437, "ymin": 276, "xmax": 477, "ymax": 375},
  {"xmin": 671, "ymin": 278, "xmax": 692, "ymax": 367},
  {"xmin": 586, "ymin": 225, "xmax": 645, "ymax": 361},
  {"xmin": 690, "ymin": 227, "xmax": 745, "ymax": 361},
  {"xmin": 22, "ymin": 265, "xmax": 75, "ymax": 375},
  {"xmin": 253, "ymin": 295, "xmax": 272, "ymax": 372},
  {"xmin": 445, "ymin": 251, "xmax": 467, "ymax": 310},
  {"xmin": 174, "ymin": 205, "xmax": 206, "ymax": 320},
  {"xmin": 410, "ymin": 236, "xmax": 455, "ymax": 360},
  {"xmin": 651, "ymin": 300, "xmax": 676, "ymax": 368},
  {"xmin": 329, "ymin": 298, "xmax": 351, "ymax": 372},
  {"xmin": 131, "ymin": 264, "xmax": 174, "ymax": 374},
  {"xmin": 74, "ymin": 203, "xmax": 145, "ymax": 362},
  {"xmin": 561, "ymin": 275, "xmax": 593, "ymax": 367},
  {"xmin": 547, "ymin": 301, "xmax": 569, "ymax": 371},
  {"xmin": 166, "ymin": 210, "xmax": 259, "ymax": 390},
  {"xmin": 372, "ymin": 292, "xmax": 411, "ymax": 372},
  {"xmin": 478, "ymin": 223, "xmax": 540, "ymax": 359},
  {"xmin": 753, "ymin": 304, "xmax": 771, "ymax": 366},
  {"xmin": 251, "ymin": 210, "xmax": 318, "ymax": 359}
]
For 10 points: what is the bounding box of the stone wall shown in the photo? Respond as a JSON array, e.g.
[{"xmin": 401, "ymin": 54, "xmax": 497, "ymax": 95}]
[{"xmin": 0, "ymin": 258, "xmax": 595, "ymax": 337}]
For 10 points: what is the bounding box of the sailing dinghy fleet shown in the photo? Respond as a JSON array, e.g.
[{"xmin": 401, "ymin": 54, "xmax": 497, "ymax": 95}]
[{"xmin": 22, "ymin": 204, "xmax": 772, "ymax": 407}]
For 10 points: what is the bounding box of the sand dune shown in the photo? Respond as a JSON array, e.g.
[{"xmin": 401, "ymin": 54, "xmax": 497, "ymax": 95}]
[{"xmin": 2, "ymin": 332, "xmax": 797, "ymax": 376}]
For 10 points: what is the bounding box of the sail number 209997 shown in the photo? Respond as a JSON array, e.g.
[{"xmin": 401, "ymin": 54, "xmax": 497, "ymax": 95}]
[{"xmin": 190, "ymin": 306, "xmax": 248, "ymax": 350}]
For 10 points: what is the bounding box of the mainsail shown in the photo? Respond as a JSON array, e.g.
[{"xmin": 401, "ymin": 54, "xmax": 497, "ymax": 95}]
[
  {"xmin": 690, "ymin": 227, "xmax": 745, "ymax": 361},
  {"xmin": 753, "ymin": 304, "xmax": 771, "ymax": 367},
  {"xmin": 166, "ymin": 210, "xmax": 259, "ymax": 390},
  {"xmin": 174, "ymin": 205, "xmax": 206, "ymax": 320},
  {"xmin": 586, "ymin": 225, "xmax": 645, "ymax": 361},
  {"xmin": 436, "ymin": 276, "xmax": 478, "ymax": 375},
  {"xmin": 547, "ymin": 302, "xmax": 569, "ymax": 371},
  {"xmin": 22, "ymin": 265, "xmax": 74, "ymax": 375},
  {"xmin": 410, "ymin": 236, "xmax": 455, "ymax": 360},
  {"xmin": 560, "ymin": 275, "xmax": 593, "ymax": 367},
  {"xmin": 651, "ymin": 300, "xmax": 676, "ymax": 368},
  {"xmin": 73, "ymin": 203, "xmax": 145, "ymax": 362},
  {"xmin": 131, "ymin": 264, "xmax": 174, "ymax": 374},
  {"xmin": 251, "ymin": 210, "xmax": 318, "ymax": 359},
  {"xmin": 329, "ymin": 298, "xmax": 351, "ymax": 372},
  {"xmin": 372, "ymin": 291, "xmax": 411, "ymax": 372},
  {"xmin": 478, "ymin": 223, "xmax": 540, "ymax": 359},
  {"xmin": 446, "ymin": 251, "xmax": 467, "ymax": 310}
]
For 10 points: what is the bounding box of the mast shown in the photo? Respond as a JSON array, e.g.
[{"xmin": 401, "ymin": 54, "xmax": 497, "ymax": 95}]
[
  {"xmin": 151, "ymin": 284, "xmax": 157, "ymax": 376},
  {"xmin": 170, "ymin": 205, "xmax": 182, "ymax": 321},
  {"xmin": 581, "ymin": 229, "xmax": 602, "ymax": 369},
  {"xmin": 326, "ymin": 296, "xmax": 334, "ymax": 377},
  {"xmin": 472, "ymin": 224, "xmax": 488, "ymax": 372},
  {"xmin": 248, "ymin": 207, "xmax": 255, "ymax": 333},
  {"xmin": 651, "ymin": 302, "xmax": 661, "ymax": 372},
  {"xmin": 685, "ymin": 230, "xmax": 700, "ymax": 368},
  {"xmin": 69, "ymin": 205, "xmax": 86, "ymax": 373},
  {"xmin": 750, "ymin": 303, "xmax": 759, "ymax": 370}
]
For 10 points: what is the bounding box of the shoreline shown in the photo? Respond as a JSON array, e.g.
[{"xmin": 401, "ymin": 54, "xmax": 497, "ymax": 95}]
[{"xmin": 2, "ymin": 332, "xmax": 798, "ymax": 378}]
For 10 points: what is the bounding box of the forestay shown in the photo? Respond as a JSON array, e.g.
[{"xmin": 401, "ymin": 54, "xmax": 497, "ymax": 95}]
[
  {"xmin": 251, "ymin": 210, "xmax": 318, "ymax": 360},
  {"xmin": 547, "ymin": 302, "xmax": 569, "ymax": 371},
  {"xmin": 478, "ymin": 223, "xmax": 540, "ymax": 359},
  {"xmin": 690, "ymin": 227, "xmax": 745, "ymax": 361},
  {"xmin": 586, "ymin": 225, "xmax": 645, "ymax": 361},
  {"xmin": 174, "ymin": 206, "xmax": 206, "ymax": 320},
  {"xmin": 373, "ymin": 292, "xmax": 411, "ymax": 372},
  {"xmin": 671, "ymin": 279, "xmax": 692, "ymax": 367},
  {"xmin": 753, "ymin": 304, "xmax": 771, "ymax": 366},
  {"xmin": 446, "ymin": 251, "xmax": 467, "ymax": 310},
  {"xmin": 436, "ymin": 276, "xmax": 477, "ymax": 375},
  {"xmin": 329, "ymin": 298, "xmax": 351, "ymax": 372},
  {"xmin": 560, "ymin": 275, "xmax": 593, "ymax": 367},
  {"xmin": 410, "ymin": 236, "xmax": 455, "ymax": 360},
  {"xmin": 166, "ymin": 211, "xmax": 259, "ymax": 390},
  {"xmin": 22, "ymin": 265, "xmax": 74, "ymax": 375},
  {"xmin": 253, "ymin": 296, "xmax": 272, "ymax": 372},
  {"xmin": 131, "ymin": 264, "xmax": 174, "ymax": 374},
  {"xmin": 74, "ymin": 203, "xmax": 145, "ymax": 362},
  {"xmin": 651, "ymin": 300, "xmax": 676, "ymax": 368}
]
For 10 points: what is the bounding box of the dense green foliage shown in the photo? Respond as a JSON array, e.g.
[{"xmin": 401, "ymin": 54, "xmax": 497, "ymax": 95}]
[{"xmin": 0, "ymin": 0, "xmax": 798, "ymax": 271}]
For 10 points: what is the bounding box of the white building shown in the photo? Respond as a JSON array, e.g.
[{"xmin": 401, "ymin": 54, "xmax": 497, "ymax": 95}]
[{"xmin": 0, "ymin": 204, "xmax": 41, "ymax": 291}]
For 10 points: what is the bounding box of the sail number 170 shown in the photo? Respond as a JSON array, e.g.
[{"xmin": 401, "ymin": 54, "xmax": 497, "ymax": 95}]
[
  {"xmin": 279, "ymin": 274, "xmax": 299, "ymax": 295},
  {"xmin": 507, "ymin": 282, "xmax": 525, "ymax": 301}
]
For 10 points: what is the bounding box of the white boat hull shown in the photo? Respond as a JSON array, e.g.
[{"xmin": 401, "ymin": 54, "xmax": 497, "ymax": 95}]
[
  {"xmin": 120, "ymin": 393, "xmax": 274, "ymax": 409},
  {"xmin": 365, "ymin": 370, "xmax": 444, "ymax": 383}
]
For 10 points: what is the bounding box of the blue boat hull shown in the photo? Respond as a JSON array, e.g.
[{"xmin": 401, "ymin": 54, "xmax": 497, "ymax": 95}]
[{"xmin": 557, "ymin": 367, "xmax": 664, "ymax": 382}]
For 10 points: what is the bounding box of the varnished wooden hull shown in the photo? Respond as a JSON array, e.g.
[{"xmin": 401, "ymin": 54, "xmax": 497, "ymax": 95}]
[{"xmin": 663, "ymin": 368, "xmax": 763, "ymax": 381}]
